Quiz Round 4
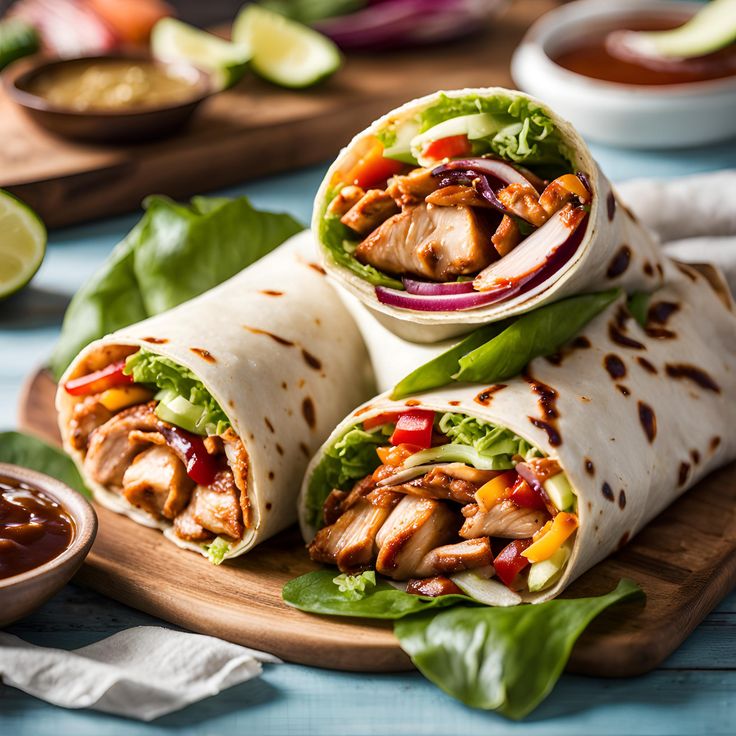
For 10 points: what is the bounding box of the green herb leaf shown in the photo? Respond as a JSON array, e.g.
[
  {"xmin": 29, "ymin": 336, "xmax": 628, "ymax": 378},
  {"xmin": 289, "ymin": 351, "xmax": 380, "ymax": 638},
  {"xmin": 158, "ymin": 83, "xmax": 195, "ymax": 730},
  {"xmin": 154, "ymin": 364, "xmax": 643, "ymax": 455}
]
[
  {"xmin": 0, "ymin": 431, "xmax": 90, "ymax": 498},
  {"xmin": 50, "ymin": 195, "xmax": 303, "ymax": 379},
  {"xmin": 283, "ymin": 570, "xmax": 471, "ymax": 618},
  {"xmin": 395, "ymin": 579, "xmax": 643, "ymax": 719},
  {"xmin": 205, "ymin": 537, "xmax": 231, "ymax": 565},
  {"xmin": 455, "ymin": 290, "xmax": 620, "ymax": 383},
  {"xmin": 333, "ymin": 570, "xmax": 376, "ymax": 600},
  {"xmin": 628, "ymin": 292, "xmax": 651, "ymax": 327}
]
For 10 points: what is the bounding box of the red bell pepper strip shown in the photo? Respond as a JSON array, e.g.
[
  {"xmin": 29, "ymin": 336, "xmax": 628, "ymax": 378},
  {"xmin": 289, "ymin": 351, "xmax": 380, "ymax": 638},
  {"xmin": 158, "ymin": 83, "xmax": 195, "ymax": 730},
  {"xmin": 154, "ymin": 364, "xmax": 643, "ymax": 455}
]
[
  {"xmin": 160, "ymin": 426, "xmax": 220, "ymax": 486},
  {"xmin": 421, "ymin": 134, "xmax": 472, "ymax": 162},
  {"xmin": 494, "ymin": 539, "xmax": 532, "ymax": 587},
  {"xmin": 510, "ymin": 477, "xmax": 549, "ymax": 512},
  {"xmin": 389, "ymin": 410, "xmax": 435, "ymax": 449},
  {"xmin": 363, "ymin": 411, "xmax": 401, "ymax": 431},
  {"xmin": 64, "ymin": 360, "xmax": 133, "ymax": 396}
]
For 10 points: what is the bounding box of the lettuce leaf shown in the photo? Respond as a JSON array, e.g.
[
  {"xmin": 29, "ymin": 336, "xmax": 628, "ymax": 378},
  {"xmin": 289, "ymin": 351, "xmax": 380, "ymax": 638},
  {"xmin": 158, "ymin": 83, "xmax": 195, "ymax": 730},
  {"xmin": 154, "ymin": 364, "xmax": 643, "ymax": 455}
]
[
  {"xmin": 205, "ymin": 537, "xmax": 231, "ymax": 565},
  {"xmin": 124, "ymin": 349, "xmax": 230, "ymax": 435},
  {"xmin": 0, "ymin": 431, "xmax": 90, "ymax": 498},
  {"xmin": 283, "ymin": 570, "xmax": 471, "ymax": 618},
  {"xmin": 50, "ymin": 195, "xmax": 303, "ymax": 379},
  {"xmin": 394, "ymin": 579, "xmax": 643, "ymax": 719},
  {"xmin": 303, "ymin": 425, "xmax": 385, "ymax": 528}
]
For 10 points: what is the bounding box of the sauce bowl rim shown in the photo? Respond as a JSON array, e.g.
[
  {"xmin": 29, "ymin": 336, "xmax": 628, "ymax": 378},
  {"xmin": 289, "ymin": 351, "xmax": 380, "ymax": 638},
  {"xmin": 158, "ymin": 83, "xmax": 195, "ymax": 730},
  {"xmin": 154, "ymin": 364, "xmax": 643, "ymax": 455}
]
[{"xmin": 0, "ymin": 461, "xmax": 97, "ymax": 589}]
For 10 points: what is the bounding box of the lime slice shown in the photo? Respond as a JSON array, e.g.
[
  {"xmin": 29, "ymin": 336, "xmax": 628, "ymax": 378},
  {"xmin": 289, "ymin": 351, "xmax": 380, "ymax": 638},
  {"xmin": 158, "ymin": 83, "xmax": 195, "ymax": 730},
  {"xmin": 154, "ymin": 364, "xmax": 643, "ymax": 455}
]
[
  {"xmin": 0, "ymin": 190, "xmax": 46, "ymax": 300},
  {"xmin": 0, "ymin": 19, "xmax": 39, "ymax": 71},
  {"xmin": 613, "ymin": 0, "xmax": 736, "ymax": 59},
  {"xmin": 151, "ymin": 18, "xmax": 251, "ymax": 90},
  {"xmin": 232, "ymin": 5, "xmax": 341, "ymax": 88}
]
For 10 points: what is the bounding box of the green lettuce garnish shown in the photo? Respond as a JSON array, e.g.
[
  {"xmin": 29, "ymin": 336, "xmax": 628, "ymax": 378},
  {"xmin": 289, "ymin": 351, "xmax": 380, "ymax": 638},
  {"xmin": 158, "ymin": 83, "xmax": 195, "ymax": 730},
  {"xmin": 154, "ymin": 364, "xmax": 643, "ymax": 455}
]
[
  {"xmin": 205, "ymin": 537, "xmax": 231, "ymax": 565},
  {"xmin": 50, "ymin": 194, "xmax": 303, "ymax": 379},
  {"xmin": 124, "ymin": 349, "xmax": 230, "ymax": 436},
  {"xmin": 304, "ymin": 425, "xmax": 386, "ymax": 528},
  {"xmin": 333, "ymin": 571, "xmax": 377, "ymax": 600}
]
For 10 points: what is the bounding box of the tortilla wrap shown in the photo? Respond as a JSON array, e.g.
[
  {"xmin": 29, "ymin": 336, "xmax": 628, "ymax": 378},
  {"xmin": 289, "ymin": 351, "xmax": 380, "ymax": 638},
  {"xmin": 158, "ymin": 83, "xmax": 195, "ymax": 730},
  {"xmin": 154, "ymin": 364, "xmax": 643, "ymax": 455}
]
[
  {"xmin": 313, "ymin": 87, "xmax": 664, "ymax": 343},
  {"xmin": 299, "ymin": 258, "xmax": 736, "ymax": 602},
  {"xmin": 57, "ymin": 236, "xmax": 374, "ymax": 561}
]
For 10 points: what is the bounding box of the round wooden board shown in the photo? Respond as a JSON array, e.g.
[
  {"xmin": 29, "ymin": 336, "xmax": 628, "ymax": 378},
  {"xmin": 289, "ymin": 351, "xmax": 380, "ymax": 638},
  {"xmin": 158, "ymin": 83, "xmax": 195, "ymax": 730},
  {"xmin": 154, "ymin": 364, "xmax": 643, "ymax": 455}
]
[{"xmin": 19, "ymin": 368, "xmax": 736, "ymax": 675}]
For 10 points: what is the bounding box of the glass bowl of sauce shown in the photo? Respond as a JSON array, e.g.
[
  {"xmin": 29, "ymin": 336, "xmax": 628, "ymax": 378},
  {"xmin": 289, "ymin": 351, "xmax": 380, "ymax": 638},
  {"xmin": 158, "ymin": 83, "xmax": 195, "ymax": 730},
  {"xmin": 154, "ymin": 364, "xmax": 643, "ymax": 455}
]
[
  {"xmin": 0, "ymin": 463, "xmax": 96, "ymax": 627},
  {"xmin": 4, "ymin": 54, "xmax": 214, "ymax": 143},
  {"xmin": 511, "ymin": 0, "xmax": 736, "ymax": 148}
]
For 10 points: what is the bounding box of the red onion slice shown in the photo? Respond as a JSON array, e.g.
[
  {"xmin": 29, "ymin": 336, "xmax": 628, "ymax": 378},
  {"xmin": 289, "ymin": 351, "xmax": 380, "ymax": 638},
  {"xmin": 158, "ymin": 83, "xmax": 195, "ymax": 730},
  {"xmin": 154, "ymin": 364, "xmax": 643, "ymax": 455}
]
[
  {"xmin": 403, "ymin": 277, "xmax": 476, "ymax": 296},
  {"xmin": 433, "ymin": 158, "xmax": 537, "ymax": 189},
  {"xmin": 375, "ymin": 285, "xmax": 515, "ymax": 312}
]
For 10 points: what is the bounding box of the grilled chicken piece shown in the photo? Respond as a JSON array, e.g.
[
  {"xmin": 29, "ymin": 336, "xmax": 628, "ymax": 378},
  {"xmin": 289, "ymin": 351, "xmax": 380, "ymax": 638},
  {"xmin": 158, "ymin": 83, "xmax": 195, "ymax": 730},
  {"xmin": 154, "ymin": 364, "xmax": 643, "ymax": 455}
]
[
  {"xmin": 421, "ymin": 537, "xmax": 493, "ymax": 575},
  {"xmin": 538, "ymin": 174, "xmax": 591, "ymax": 215},
  {"xmin": 309, "ymin": 488, "xmax": 401, "ymax": 572},
  {"xmin": 496, "ymin": 183, "xmax": 548, "ymax": 227},
  {"xmin": 122, "ymin": 444, "xmax": 194, "ymax": 520},
  {"xmin": 355, "ymin": 203, "xmax": 497, "ymax": 281},
  {"xmin": 69, "ymin": 395, "xmax": 113, "ymax": 451},
  {"xmin": 83, "ymin": 402, "xmax": 163, "ymax": 487},
  {"xmin": 386, "ymin": 464, "xmax": 496, "ymax": 505},
  {"xmin": 425, "ymin": 185, "xmax": 495, "ymax": 209},
  {"xmin": 492, "ymin": 215, "xmax": 522, "ymax": 257},
  {"xmin": 190, "ymin": 470, "xmax": 244, "ymax": 540},
  {"xmin": 460, "ymin": 500, "xmax": 548, "ymax": 539},
  {"xmin": 340, "ymin": 189, "xmax": 399, "ymax": 235},
  {"xmin": 375, "ymin": 496, "xmax": 458, "ymax": 580},
  {"xmin": 204, "ymin": 435, "xmax": 224, "ymax": 455},
  {"xmin": 222, "ymin": 428, "xmax": 250, "ymax": 529},
  {"xmin": 322, "ymin": 489, "xmax": 349, "ymax": 526},
  {"xmin": 173, "ymin": 500, "xmax": 215, "ymax": 542},
  {"xmin": 386, "ymin": 168, "xmax": 438, "ymax": 207},
  {"xmin": 327, "ymin": 185, "xmax": 365, "ymax": 217},
  {"xmin": 406, "ymin": 576, "xmax": 463, "ymax": 597}
]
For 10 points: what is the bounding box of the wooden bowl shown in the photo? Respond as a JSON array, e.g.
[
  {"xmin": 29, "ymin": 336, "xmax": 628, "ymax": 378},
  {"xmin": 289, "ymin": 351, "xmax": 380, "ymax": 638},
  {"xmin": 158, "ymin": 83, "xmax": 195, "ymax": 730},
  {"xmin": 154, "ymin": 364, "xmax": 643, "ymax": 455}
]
[
  {"xmin": 0, "ymin": 463, "xmax": 97, "ymax": 627},
  {"xmin": 4, "ymin": 54, "xmax": 215, "ymax": 143}
]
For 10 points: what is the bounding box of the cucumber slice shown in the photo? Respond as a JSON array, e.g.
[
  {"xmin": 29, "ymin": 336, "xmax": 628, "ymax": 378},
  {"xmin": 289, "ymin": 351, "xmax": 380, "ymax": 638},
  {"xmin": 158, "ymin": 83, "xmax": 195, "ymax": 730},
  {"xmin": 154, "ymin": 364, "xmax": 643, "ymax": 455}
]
[
  {"xmin": 383, "ymin": 121, "xmax": 421, "ymax": 164},
  {"xmin": 0, "ymin": 189, "xmax": 46, "ymax": 301},
  {"xmin": 0, "ymin": 19, "xmax": 39, "ymax": 71},
  {"xmin": 155, "ymin": 390, "xmax": 208, "ymax": 435},
  {"xmin": 151, "ymin": 18, "xmax": 251, "ymax": 90},
  {"xmin": 544, "ymin": 472, "xmax": 575, "ymax": 512},
  {"xmin": 232, "ymin": 5, "xmax": 341, "ymax": 88},
  {"xmin": 411, "ymin": 113, "xmax": 500, "ymax": 164},
  {"xmin": 528, "ymin": 543, "xmax": 571, "ymax": 593},
  {"xmin": 614, "ymin": 0, "xmax": 736, "ymax": 59}
]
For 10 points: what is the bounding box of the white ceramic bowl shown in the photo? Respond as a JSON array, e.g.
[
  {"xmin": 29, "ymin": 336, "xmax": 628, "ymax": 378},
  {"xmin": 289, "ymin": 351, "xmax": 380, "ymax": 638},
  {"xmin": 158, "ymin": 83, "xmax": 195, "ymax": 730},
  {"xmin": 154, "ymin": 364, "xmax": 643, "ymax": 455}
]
[{"xmin": 511, "ymin": 0, "xmax": 736, "ymax": 148}]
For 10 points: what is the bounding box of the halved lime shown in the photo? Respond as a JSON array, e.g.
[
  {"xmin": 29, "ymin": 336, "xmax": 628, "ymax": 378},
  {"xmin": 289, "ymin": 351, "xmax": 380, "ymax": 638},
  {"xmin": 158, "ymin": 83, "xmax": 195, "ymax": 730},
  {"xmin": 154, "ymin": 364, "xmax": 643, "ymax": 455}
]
[
  {"xmin": 151, "ymin": 18, "xmax": 251, "ymax": 90},
  {"xmin": 613, "ymin": 0, "xmax": 736, "ymax": 59},
  {"xmin": 0, "ymin": 190, "xmax": 46, "ymax": 301},
  {"xmin": 0, "ymin": 19, "xmax": 39, "ymax": 71},
  {"xmin": 232, "ymin": 5, "xmax": 341, "ymax": 88}
]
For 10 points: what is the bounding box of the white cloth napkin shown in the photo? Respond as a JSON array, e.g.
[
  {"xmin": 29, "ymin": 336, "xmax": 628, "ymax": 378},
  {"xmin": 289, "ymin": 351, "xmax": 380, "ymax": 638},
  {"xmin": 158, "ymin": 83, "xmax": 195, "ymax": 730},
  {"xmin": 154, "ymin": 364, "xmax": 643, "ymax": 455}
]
[
  {"xmin": 0, "ymin": 627, "xmax": 280, "ymax": 721},
  {"xmin": 617, "ymin": 170, "xmax": 736, "ymax": 294}
]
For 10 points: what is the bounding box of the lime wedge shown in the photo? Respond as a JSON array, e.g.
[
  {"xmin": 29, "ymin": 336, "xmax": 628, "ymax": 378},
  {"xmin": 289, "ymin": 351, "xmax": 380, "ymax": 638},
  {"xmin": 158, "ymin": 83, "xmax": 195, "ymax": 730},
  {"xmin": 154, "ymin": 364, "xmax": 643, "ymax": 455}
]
[
  {"xmin": 151, "ymin": 18, "xmax": 251, "ymax": 90},
  {"xmin": 0, "ymin": 190, "xmax": 46, "ymax": 300},
  {"xmin": 232, "ymin": 5, "xmax": 341, "ymax": 88},
  {"xmin": 613, "ymin": 0, "xmax": 736, "ymax": 59},
  {"xmin": 0, "ymin": 19, "xmax": 39, "ymax": 71}
]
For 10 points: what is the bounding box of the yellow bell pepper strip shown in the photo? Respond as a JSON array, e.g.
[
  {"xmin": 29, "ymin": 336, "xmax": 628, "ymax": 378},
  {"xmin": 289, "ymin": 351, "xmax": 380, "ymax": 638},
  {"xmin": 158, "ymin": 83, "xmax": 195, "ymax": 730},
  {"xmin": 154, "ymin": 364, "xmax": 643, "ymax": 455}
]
[
  {"xmin": 522, "ymin": 512, "xmax": 579, "ymax": 563},
  {"xmin": 98, "ymin": 385, "xmax": 153, "ymax": 412},
  {"xmin": 475, "ymin": 470, "xmax": 517, "ymax": 511}
]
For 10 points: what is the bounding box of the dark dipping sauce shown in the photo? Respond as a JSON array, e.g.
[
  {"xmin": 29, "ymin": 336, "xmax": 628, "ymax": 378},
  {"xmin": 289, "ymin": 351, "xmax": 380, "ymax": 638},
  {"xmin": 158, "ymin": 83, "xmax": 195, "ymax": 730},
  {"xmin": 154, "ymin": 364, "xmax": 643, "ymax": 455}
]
[
  {"xmin": 552, "ymin": 17, "xmax": 736, "ymax": 86},
  {"xmin": 0, "ymin": 479, "xmax": 74, "ymax": 580}
]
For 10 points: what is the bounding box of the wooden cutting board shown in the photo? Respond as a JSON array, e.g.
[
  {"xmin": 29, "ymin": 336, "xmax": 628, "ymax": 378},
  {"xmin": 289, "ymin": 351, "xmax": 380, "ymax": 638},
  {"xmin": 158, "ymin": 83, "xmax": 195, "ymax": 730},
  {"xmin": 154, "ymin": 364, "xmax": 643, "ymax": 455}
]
[
  {"xmin": 0, "ymin": 0, "xmax": 564, "ymax": 229},
  {"xmin": 17, "ymin": 367, "xmax": 736, "ymax": 675}
]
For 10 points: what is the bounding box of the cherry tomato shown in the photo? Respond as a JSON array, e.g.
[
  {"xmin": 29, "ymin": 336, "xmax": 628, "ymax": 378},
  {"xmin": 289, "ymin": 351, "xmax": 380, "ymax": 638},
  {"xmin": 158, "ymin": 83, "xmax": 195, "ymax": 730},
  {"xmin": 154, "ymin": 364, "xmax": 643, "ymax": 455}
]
[{"xmin": 421, "ymin": 134, "xmax": 472, "ymax": 162}]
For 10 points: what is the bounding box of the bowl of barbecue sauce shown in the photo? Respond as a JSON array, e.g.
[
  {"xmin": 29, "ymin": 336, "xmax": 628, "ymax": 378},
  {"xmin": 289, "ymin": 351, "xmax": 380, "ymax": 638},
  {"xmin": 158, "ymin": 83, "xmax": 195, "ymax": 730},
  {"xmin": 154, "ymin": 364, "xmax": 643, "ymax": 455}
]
[
  {"xmin": 0, "ymin": 463, "xmax": 96, "ymax": 626},
  {"xmin": 512, "ymin": 0, "xmax": 736, "ymax": 148}
]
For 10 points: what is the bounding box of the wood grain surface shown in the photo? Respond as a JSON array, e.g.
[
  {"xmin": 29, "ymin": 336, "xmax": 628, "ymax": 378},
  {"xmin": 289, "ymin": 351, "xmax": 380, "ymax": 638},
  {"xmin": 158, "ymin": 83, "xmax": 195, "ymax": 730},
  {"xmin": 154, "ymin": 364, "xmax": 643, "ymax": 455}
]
[
  {"xmin": 18, "ymin": 368, "xmax": 736, "ymax": 675},
  {"xmin": 0, "ymin": 1, "xmax": 558, "ymax": 229}
]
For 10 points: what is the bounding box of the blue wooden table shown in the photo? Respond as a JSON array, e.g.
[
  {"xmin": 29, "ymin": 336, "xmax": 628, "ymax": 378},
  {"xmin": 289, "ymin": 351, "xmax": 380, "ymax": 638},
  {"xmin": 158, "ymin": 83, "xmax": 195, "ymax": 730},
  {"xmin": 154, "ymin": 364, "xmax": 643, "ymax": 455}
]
[{"xmin": 2, "ymin": 143, "xmax": 736, "ymax": 735}]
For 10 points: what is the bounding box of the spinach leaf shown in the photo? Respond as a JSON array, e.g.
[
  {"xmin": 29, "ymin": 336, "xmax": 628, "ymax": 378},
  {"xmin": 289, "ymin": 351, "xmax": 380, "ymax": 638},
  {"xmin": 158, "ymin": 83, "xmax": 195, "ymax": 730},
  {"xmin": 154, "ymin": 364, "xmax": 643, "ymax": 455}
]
[
  {"xmin": 395, "ymin": 579, "xmax": 643, "ymax": 719},
  {"xmin": 50, "ymin": 195, "xmax": 303, "ymax": 379},
  {"xmin": 455, "ymin": 290, "xmax": 620, "ymax": 383},
  {"xmin": 0, "ymin": 431, "xmax": 90, "ymax": 498},
  {"xmin": 282, "ymin": 570, "xmax": 472, "ymax": 619},
  {"xmin": 628, "ymin": 292, "xmax": 651, "ymax": 327},
  {"xmin": 390, "ymin": 321, "xmax": 510, "ymax": 399}
]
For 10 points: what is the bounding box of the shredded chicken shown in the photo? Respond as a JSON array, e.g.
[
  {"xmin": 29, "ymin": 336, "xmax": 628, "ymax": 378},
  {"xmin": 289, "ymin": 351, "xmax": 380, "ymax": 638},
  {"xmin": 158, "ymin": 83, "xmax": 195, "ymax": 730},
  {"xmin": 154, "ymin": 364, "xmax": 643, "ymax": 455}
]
[
  {"xmin": 122, "ymin": 444, "xmax": 194, "ymax": 520},
  {"xmin": 309, "ymin": 488, "xmax": 401, "ymax": 572},
  {"xmin": 496, "ymin": 183, "xmax": 549, "ymax": 227},
  {"xmin": 221, "ymin": 428, "xmax": 250, "ymax": 529},
  {"xmin": 492, "ymin": 215, "xmax": 522, "ymax": 257},
  {"xmin": 355, "ymin": 203, "xmax": 497, "ymax": 281},
  {"xmin": 69, "ymin": 395, "xmax": 113, "ymax": 452},
  {"xmin": 386, "ymin": 168, "xmax": 438, "ymax": 207},
  {"xmin": 375, "ymin": 495, "xmax": 458, "ymax": 579},
  {"xmin": 340, "ymin": 189, "xmax": 399, "ymax": 235},
  {"xmin": 173, "ymin": 500, "xmax": 215, "ymax": 542},
  {"xmin": 460, "ymin": 500, "xmax": 548, "ymax": 539},
  {"xmin": 425, "ymin": 184, "xmax": 495, "ymax": 209},
  {"xmin": 421, "ymin": 537, "xmax": 493, "ymax": 575},
  {"xmin": 327, "ymin": 185, "xmax": 365, "ymax": 217},
  {"xmin": 188, "ymin": 470, "xmax": 244, "ymax": 540}
]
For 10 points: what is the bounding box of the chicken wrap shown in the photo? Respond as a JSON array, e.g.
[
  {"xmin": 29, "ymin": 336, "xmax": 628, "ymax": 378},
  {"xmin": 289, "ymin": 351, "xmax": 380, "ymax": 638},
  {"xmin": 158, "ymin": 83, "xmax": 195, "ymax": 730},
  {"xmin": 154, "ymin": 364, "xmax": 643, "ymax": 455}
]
[
  {"xmin": 298, "ymin": 259, "xmax": 736, "ymax": 603},
  {"xmin": 313, "ymin": 87, "xmax": 664, "ymax": 342},
  {"xmin": 56, "ymin": 238, "xmax": 374, "ymax": 563}
]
